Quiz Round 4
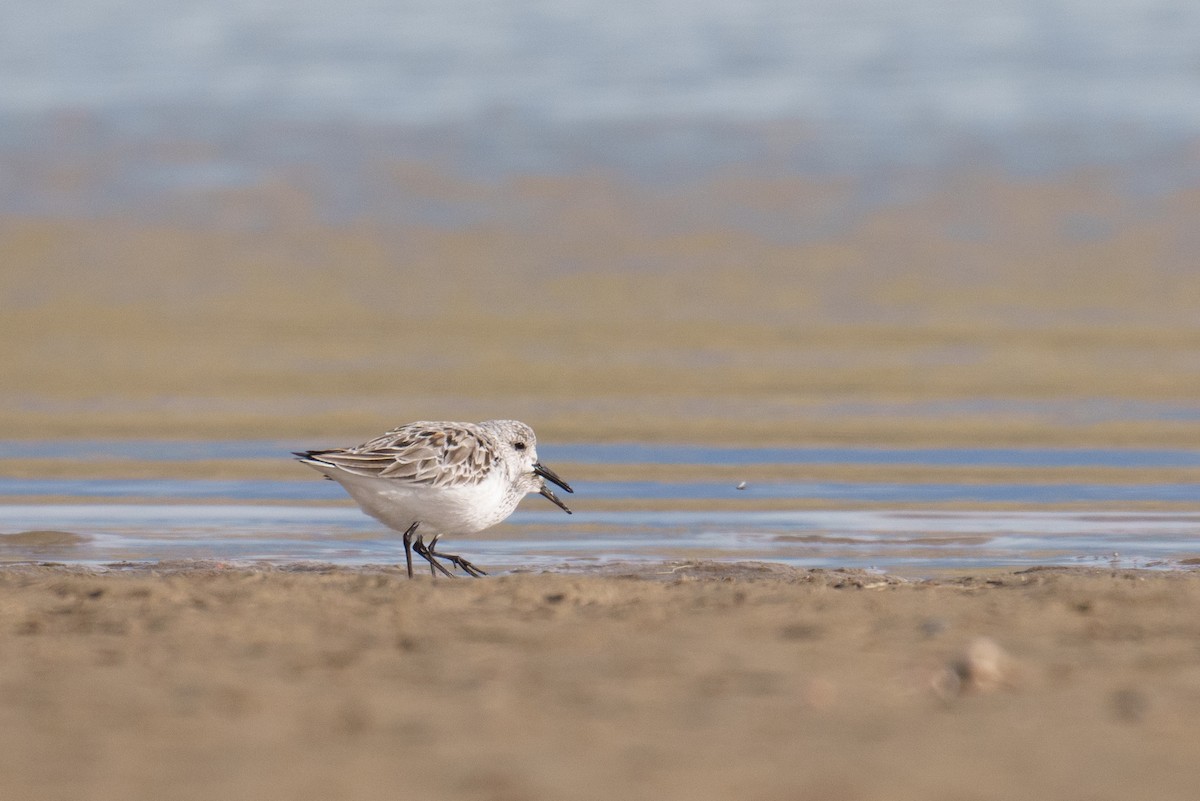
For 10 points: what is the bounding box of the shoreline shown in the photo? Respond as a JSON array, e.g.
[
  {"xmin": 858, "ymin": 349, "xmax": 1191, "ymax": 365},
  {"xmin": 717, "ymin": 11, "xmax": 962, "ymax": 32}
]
[{"xmin": 0, "ymin": 558, "xmax": 1194, "ymax": 580}]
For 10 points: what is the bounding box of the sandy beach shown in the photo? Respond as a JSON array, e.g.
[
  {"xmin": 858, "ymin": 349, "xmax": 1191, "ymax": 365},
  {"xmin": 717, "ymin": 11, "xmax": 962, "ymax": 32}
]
[{"xmin": 0, "ymin": 563, "xmax": 1197, "ymax": 801}]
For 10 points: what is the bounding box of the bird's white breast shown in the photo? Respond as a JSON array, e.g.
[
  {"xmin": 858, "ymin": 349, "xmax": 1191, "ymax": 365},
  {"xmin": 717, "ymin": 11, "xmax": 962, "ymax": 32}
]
[{"xmin": 330, "ymin": 469, "xmax": 521, "ymax": 536}]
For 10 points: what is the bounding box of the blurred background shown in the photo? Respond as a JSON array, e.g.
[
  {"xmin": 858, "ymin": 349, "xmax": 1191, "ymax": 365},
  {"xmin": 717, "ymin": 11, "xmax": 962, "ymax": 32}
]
[{"xmin": 3, "ymin": 0, "xmax": 1200, "ymax": 444}]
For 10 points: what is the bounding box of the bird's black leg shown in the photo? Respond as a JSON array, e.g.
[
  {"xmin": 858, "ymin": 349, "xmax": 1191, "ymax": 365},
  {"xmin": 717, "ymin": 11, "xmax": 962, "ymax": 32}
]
[
  {"xmin": 412, "ymin": 534, "xmax": 455, "ymax": 578},
  {"xmin": 427, "ymin": 533, "xmax": 488, "ymax": 578},
  {"xmin": 402, "ymin": 522, "xmax": 419, "ymax": 579}
]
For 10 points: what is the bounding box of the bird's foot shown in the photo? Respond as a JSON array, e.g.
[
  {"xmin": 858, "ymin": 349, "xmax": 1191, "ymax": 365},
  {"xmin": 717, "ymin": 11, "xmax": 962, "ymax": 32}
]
[
  {"xmin": 427, "ymin": 534, "xmax": 487, "ymax": 577},
  {"xmin": 412, "ymin": 535, "xmax": 455, "ymax": 578},
  {"xmin": 430, "ymin": 549, "xmax": 487, "ymax": 577}
]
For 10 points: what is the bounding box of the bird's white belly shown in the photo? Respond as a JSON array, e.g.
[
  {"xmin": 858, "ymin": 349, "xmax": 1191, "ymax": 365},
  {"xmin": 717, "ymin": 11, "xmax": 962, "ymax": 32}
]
[{"xmin": 333, "ymin": 472, "xmax": 519, "ymax": 536}]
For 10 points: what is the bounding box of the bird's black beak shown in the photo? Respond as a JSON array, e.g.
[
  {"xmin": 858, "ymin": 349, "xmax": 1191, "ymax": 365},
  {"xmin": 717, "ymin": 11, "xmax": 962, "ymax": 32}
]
[{"xmin": 533, "ymin": 462, "xmax": 574, "ymax": 514}]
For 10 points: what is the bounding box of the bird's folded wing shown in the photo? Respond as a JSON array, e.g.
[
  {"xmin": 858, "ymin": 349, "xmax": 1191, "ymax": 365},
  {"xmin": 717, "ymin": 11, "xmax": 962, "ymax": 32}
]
[{"xmin": 304, "ymin": 423, "xmax": 495, "ymax": 487}]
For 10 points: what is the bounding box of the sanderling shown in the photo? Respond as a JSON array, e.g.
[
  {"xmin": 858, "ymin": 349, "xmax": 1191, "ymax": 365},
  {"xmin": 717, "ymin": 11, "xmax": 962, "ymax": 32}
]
[{"xmin": 294, "ymin": 420, "xmax": 573, "ymax": 578}]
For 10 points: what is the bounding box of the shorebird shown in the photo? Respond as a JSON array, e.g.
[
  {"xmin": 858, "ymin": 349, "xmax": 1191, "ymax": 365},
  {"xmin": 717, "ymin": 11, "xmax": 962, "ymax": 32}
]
[{"xmin": 294, "ymin": 420, "xmax": 573, "ymax": 577}]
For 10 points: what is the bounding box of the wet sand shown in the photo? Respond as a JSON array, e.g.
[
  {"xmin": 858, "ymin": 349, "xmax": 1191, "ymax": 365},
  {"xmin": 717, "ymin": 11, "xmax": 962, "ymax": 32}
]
[
  {"xmin": 3, "ymin": 169, "xmax": 1200, "ymax": 445},
  {"xmin": 1, "ymin": 563, "xmax": 1198, "ymax": 801}
]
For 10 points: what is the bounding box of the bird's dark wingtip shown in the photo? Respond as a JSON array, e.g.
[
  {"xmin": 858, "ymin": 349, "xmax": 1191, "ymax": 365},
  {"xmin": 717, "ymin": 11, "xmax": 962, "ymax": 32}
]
[{"xmin": 294, "ymin": 450, "xmax": 336, "ymax": 479}]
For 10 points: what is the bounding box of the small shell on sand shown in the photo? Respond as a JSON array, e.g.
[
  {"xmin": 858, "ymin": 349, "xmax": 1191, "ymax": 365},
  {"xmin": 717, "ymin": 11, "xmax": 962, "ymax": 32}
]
[
  {"xmin": 957, "ymin": 637, "xmax": 1016, "ymax": 691},
  {"xmin": 932, "ymin": 637, "xmax": 1018, "ymax": 699}
]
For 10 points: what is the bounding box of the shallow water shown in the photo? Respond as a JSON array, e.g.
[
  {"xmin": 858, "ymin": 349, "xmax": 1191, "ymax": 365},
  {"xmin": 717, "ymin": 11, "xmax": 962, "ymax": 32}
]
[
  {"xmin": 0, "ymin": 504, "xmax": 1197, "ymax": 574},
  {"xmin": 1, "ymin": 441, "xmax": 1197, "ymax": 575},
  {"xmin": 2, "ymin": 477, "xmax": 1199, "ymax": 505},
  {"xmin": 5, "ymin": 0, "xmax": 1200, "ymax": 226}
]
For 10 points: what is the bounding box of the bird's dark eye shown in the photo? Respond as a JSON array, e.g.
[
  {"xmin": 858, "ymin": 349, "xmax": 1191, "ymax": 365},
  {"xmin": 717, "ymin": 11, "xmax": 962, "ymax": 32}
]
[{"xmin": 513, "ymin": 441, "xmax": 527, "ymax": 451}]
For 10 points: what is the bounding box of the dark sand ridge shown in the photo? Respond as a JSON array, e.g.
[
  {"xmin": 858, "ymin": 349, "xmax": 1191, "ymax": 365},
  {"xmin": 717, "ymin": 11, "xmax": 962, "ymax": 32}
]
[
  {"xmin": 1, "ymin": 564, "xmax": 1198, "ymax": 801},
  {"xmin": 3, "ymin": 168, "xmax": 1200, "ymax": 444}
]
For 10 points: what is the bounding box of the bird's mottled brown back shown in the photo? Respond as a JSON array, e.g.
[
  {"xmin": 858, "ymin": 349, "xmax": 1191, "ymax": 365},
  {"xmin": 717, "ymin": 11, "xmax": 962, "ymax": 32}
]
[{"xmin": 303, "ymin": 421, "xmax": 497, "ymax": 487}]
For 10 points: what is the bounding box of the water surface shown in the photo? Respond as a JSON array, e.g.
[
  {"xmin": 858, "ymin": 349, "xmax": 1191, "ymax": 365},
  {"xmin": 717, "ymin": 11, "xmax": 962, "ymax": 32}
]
[
  {"xmin": 1, "ymin": 440, "xmax": 1197, "ymax": 575},
  {"xmin": 5, "ymin": 0, "xmax": 1200, "ymax": 219}
]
